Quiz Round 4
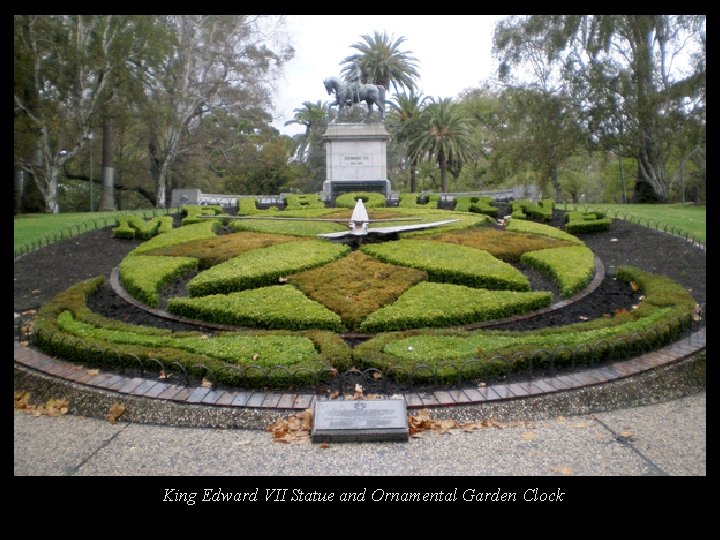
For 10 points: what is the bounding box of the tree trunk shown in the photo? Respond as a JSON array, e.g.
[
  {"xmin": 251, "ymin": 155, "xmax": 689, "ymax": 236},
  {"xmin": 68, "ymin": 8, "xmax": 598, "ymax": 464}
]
[
  {"xmin": 99, "ymin": 117, "xmax": 116, "ymax": 211},
  {"xmin": 15, "ymin": 168, "xmax": 25, "ymax": 214},
  {"xmin": 439, "ymin": 152, "xmax": 447, "ymax": 194},
  {"xmin": 410, "ymin": 160, "xmax": 417, "ymax": 193},
  {"xmin": 45, "ymin": 165, "xmax": 60, "ymax": 213}
]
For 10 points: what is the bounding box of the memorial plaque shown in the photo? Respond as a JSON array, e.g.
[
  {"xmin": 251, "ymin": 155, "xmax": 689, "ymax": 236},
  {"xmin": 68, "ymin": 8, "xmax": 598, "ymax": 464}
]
[{"xmin": 311, "ymin": 399, "xmax": 409, "ymax": 443}]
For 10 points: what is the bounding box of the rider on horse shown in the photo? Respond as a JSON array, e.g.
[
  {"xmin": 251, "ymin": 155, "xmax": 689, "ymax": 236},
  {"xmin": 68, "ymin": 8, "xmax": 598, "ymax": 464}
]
[{"xmin": 349, "ymin": 60, "xmax": 362, "ymax": 106}]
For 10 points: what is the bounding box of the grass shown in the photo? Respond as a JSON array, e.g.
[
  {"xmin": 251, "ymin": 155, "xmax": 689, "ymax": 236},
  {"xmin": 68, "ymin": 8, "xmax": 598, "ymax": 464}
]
[
  {"xmin": 14, "ymin": 209, "xmax": 176, "ymax": 255},
  {"xmin": 557, "ymin": 203, "xmax": 706, "ymax": 244}
]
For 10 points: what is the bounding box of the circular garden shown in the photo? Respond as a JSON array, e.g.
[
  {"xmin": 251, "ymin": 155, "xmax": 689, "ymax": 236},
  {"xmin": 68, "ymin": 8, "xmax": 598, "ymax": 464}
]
[{"xmin": 26, "ymin": 194, "xmax": 702, "ymax": 392}]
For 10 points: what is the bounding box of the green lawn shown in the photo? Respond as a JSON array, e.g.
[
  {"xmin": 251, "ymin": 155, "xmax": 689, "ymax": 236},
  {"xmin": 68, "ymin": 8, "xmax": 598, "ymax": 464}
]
[
  {"xmin": 14, "ymin": 209, "xmax": 175, "ymax": 255},
  {"xmin": 557, "ymin": 203, "xmax": 706, "ymax": 244}
]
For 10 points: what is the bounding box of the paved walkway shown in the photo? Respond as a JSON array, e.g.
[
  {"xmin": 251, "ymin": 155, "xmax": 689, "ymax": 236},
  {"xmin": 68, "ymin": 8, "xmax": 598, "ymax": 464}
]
[{"xmin": 14, "ymin": 391, "xmax": 705, "ymax": 476}]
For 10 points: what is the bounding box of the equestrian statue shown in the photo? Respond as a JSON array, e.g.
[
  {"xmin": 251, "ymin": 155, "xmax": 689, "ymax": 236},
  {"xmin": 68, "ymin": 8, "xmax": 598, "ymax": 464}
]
[{"xmin": 323, "ymin": 62, "xmax": 386, "ymax": 122}]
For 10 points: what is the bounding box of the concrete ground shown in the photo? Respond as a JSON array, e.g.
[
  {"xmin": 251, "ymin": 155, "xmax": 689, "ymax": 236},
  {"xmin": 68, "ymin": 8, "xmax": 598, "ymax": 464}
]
[{"xmin": 14, "ymin": 391, "xmax": 705, "ymax": 477}]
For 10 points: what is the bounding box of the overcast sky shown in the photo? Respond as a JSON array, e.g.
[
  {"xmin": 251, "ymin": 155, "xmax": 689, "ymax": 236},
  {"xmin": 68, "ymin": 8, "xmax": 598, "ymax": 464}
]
[{"xmin": 270, "ymin": 15, "xmax": 506, "ymax": 136}]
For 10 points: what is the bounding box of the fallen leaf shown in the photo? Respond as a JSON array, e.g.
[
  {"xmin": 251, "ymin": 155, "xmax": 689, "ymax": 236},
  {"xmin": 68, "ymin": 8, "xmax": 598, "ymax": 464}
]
[
  {"xmin": 630, "ymin": 281, "xmax": 639, "ymax": 292},
  {"xmin": 106, "ymin": 403, "xmax": 126, "ymax": 424},
  {"xmin": 201, "ymin": 377, "xmax": 213, "ymax": 388},
  {"xmin": 31, "ymin": 289, "xmax": 40, "ymax": 294},
  {"xmin": 573, "ymin": 421, "xmax": 589, "ymax": 429},
  {"xmin": 45, "ymin": 399, "xmax": 69, "ymax": 416},
  {"xmin": 320, "ymin": 443, "xmax": 330, "ymax": 449},
  {"xmin": 14, "ymin": 391, "xmax": 31, "ymax": 409},
  {"xmin": 20, "ymin": 341, "xmax": 29, "ymax": 347},
  {"xmin": 555, "ymin": 416, "xmax": 566, "ymax": 423},
  {"xmin": 354, "ymin": 383, "xmax": 363, "ymax": 394},
  {"xmin": 329, "ymin": 390, "xmax": 339, "ymax": 400},
  {"xmin": 266, "ymin": 408, "xmax": 313, "ymax": 443},
  {"xmin": 619, "ymin": 430, "xmax": 634, "ymax": 439},
  {"xmin": 158, "ymin": 370, "xmax": 169, "ymax": 380},
  {"xmin": 87, "ymin": 369, "xmax": 99, "ymax": 376},
  {"xmin": 551, "ymin": 466, "xmax": 574, "ymax": 475},
  {"xmin": 21, "ymin": 309, "xmax": 37, "ymax": 316},
  {"xmin": 521, "ymin": 431, "xmax": 536, "ymax": 441}
]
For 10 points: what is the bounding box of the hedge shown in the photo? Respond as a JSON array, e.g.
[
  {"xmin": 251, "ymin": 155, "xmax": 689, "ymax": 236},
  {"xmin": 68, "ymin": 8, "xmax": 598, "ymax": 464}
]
[
  {"xmin": 112, "ymin": 217, "xmax": 135, "ymax": 239},
  {"xmin": 565, "ymin": 211, "xmax": 612, "ymax": 234},
  {"xmin": 361, "ymin": 239, "xmax": 531, "ymax": 291},
  {"xmin": 230, "ymin": 217, "xmax": 346, "ymax": 237},
  {"xmin": 520, "ymin": 245, "xmax": 595, "ymax": 297},
  {"xmin": 187, "ymin": 240, "xmax": 350, "ymax": 296},
  {"xmin": 284, "ymin": 194, "xmax": 325, "ymax": 210},
  {"xmin": 130, "ymin": 220, "xmax": 218, "ymax": 255},
  {"xmin": 352, "ymin": 266, "xmax": 695, "ymax": 381},
  {"xmin": 506, "ymin": 219, "xmax": 584, "ymax": 245},
  {"xmin": 335, "ymin": 192, "xmax": 387, "ymax": 209},
  {"xmin": 31, "ymin": 277, "xmax": 352, "ymax": 387},
  {"xmin": 119, "ymin": 255, "xmax": 198, "ymax": 307},
  {"xmin": 167, "ymin": 285, "xmax": 344, "ymax": 331},
  {"xmin": 360, "ymin": 282, "xmax": 552, "ymax": 331}
]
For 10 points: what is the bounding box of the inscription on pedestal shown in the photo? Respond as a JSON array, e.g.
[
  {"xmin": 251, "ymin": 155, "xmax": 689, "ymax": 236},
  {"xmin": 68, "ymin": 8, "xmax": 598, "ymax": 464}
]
[{"xmin": 311, "ymin": 399, "xmax": 409, "ymax": 443}]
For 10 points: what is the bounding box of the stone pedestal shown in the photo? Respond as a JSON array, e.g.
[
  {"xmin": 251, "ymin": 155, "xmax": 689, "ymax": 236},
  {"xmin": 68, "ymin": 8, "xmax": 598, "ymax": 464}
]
[{"xmin": 322, "ymin": 122, "xmax": 391, "ymax": 200}]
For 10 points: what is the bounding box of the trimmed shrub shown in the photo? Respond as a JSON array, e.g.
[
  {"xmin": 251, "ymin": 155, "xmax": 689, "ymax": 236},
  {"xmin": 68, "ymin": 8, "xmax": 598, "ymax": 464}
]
[
  {"xmin": 565, "ymin": 211, "xmax": 612, "ymax": 234},
  {"xmin": 238, "ymin": 197, "xmax": 259, "ymax": 215},
  {"xmin": 521, "ymin": 245, "xmax": 595, "ymax": 297},
  {"xmin": 187, "ymin": 240, "xmax": 350, "ymax": 296},
  {"xmin": 361, "ymin": 239, "xmax": 531, "ymax": 291},
  {"xmin": 181, "ymin": 204, "xmax": 225, "ymax": 225},
  {"xmin": 428, "ymin": 227, "xmax": 574, "ymax": 263},
  {"xmin": 119, "ymin": 255, "xmax": 198, "ymax": 307},
  {"xmin": 32, "ymin": 277, "xmax": 351, "ymax": 387},
  {"xmin": 287, "ymin": 250, "xmax": 428, "ymax": 330},
  {"xmin": 284, "ymin": 194, "xmax": 325, "ymax": 210},
  {"xmin": 167, "ymin": 285, "xmax": 344, "ymax": 331},
  {"xmin": 230, "ymin": 217, "xmax": 346, "ymax": 237},
  {"xmin": 130, "ymin": 221, "xmax": 218, "ymax": 255},
  {"xmin": 335, "ymin": 192, "xmax": 387, "ymax": 209},
  {"xmin": 360, "ymin": 282, "xmax": 552, "ymax": 331},
  {"xmin": 506, "ymin": 219, "xmax": 584, "ymax": 245},
  {"xmin": 352, "ymin": 266, "xmax": 695, "ymax": 381},
  {"xmin": 112, "ymin": 217, "xmax": 135, "ymax": 239}
]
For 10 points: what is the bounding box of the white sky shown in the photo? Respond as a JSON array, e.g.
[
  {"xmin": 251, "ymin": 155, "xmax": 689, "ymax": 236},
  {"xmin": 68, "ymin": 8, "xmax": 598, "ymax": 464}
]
[{"xmin": 270, "ymin": 15, "xmax": 506, "ymax": 136}]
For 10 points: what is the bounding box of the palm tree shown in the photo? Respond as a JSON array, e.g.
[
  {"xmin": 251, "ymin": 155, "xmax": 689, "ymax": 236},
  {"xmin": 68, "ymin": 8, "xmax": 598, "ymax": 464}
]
[
  {"xmin": 389, "ymin": 91, "xmax": 430, "ymax": 193},
  {"xmin": 284, "ymin": 100, "xmax": 330, "ymax": 191},
  {"xmin": 284, "ymin": 100, "xmax": 330, "ymax": 161},
  {"xmin": 340, "ymin": 31, "xmax": 420, "ymax": 93},
  {"xmin": 409, "ymin": 97, "xmax": 473, "ymax": 194}
]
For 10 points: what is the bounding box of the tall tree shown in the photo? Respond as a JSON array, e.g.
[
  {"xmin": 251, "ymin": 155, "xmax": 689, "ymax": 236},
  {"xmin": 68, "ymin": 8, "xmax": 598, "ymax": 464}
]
[
  {"xmin": 409, "ymin": 97, "xmax": 473, "ymax": 194},
  {"xmin": 135, "ymin": 15, "xmax": 293, "ymax": 208},
  {"xmin": 284, "ymin": 100, "xmax": 330, "ymax": 192},
  {"xmin": 494, "ymin": 15, "xmax": 706, "ymax": 202},
  {"xmin": 339, "ymin": 31, "xmax": 420, "ymax": 93},
  {"xmin": 388, "ymin": 91, "xmax": 429, "ymax": 193},
  {"xmin": 14, "ymin": 15, "xmax": 131, "ymax": 212}
]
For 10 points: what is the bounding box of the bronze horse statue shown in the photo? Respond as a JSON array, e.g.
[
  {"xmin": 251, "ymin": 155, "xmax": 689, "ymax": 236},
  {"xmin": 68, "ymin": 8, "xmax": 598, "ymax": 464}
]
[{"xmin": 323, "ymin": 76, "xmax": 386, "ymax": 121}]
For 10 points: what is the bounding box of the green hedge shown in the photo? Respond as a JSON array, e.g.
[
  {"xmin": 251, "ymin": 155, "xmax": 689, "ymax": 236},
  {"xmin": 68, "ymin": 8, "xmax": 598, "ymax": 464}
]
[
  {"xmin": 352, "ymin": 266, "xmax": 695, "ymax": 381},
  {"xmin": 230, "ymin": 217, "xmax": 346, "ymax": 237},
  {"xmin": 360, "ymin": 282, "xmax": 552, "ymax": 331},
  {"xmin": 31, "ymin": 277, "xmax": 352, "ymax": 387},
  {"xmin": 181, "ymin": 204, "xmax": 225, "ymax": 225},
  {"xmin": 168, "ymin": 285, "xmax": 344, "ymax": 331},
  {"xmin": 284, "ymin": 194, "xmax": 325, "ymax": 210},
  {"xmin": 454, "ymin": 196, "xmax": 498, "ymax": 217},
  {"xmin": 112, "ymin": 217, "xmax": 135, "ymax": 239},
  {"xmin": 238, "ymin": 197, "xmax": 259, "ymax": 215},
  {"xmin": 361, "ymin": 240, "xmax": 531, "ymax": 291},
  {"xmin": 119, "ymin": 255, "xmax": 198, "ymax": 307},
  {"xmin": 130, "ymin": 221, "xmax": 218, "ymax": 255},
  {"xmin": 335, "ymin": 192, "xmax": 387, "ymax": 209},
  {"xmin": 564, "ymin": 211, "xmax": 612, "ymax": 234},
  {"xmin": 520, "ymin": 245, "xmax": 595, "ymax": 297},
  {"xmin": 187, "ymin": 240, "xmax": 350, "ymax": 296},
  {"xmin": 506, "ymin": 219, "xmax": 584, "ymax": 245}
]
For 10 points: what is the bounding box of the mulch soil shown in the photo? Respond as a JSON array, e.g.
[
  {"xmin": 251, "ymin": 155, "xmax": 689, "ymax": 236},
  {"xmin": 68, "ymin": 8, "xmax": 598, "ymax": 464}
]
[{"xmin": 14, "ymin": 212, "xmax": 706, "ymax": 334}]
